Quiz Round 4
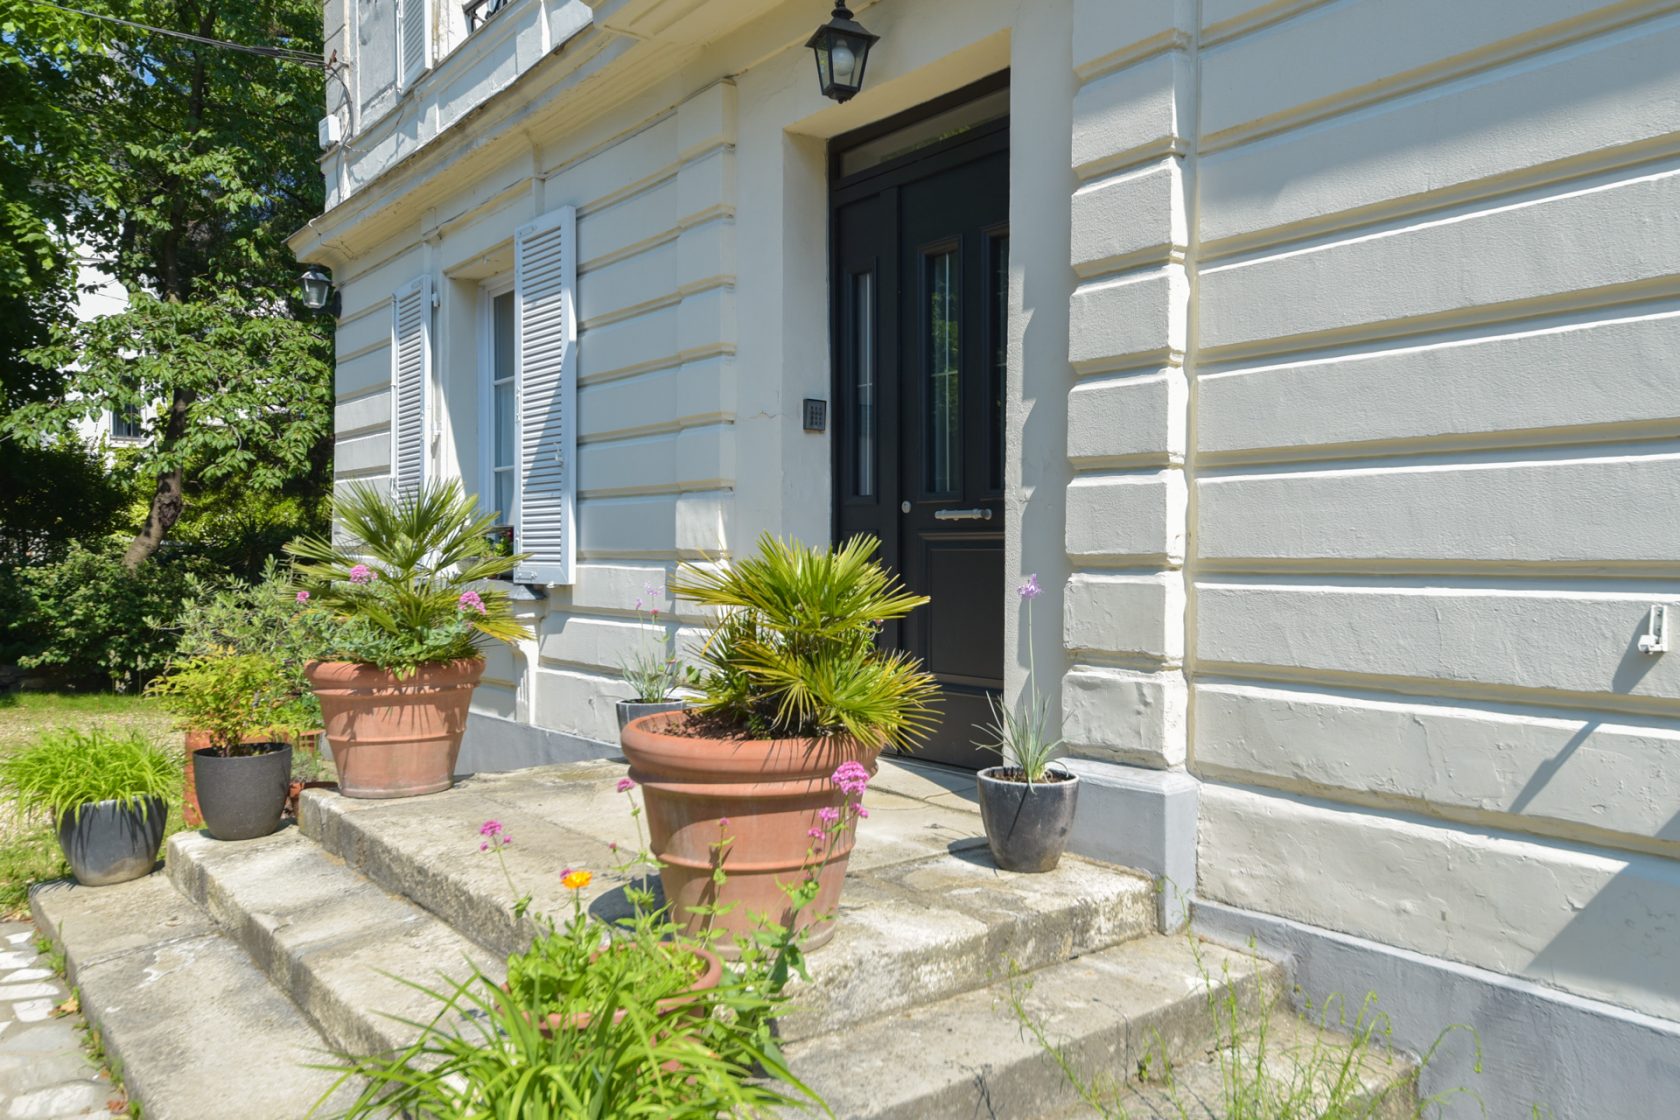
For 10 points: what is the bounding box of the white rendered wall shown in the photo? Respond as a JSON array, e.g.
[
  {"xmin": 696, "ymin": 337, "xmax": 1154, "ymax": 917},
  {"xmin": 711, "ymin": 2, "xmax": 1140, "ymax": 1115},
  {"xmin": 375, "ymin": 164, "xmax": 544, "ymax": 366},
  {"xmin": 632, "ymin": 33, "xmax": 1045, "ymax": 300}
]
[{"xmin": 1165, "ymin": 0, "xmax": 1680, "ymax": 1025}]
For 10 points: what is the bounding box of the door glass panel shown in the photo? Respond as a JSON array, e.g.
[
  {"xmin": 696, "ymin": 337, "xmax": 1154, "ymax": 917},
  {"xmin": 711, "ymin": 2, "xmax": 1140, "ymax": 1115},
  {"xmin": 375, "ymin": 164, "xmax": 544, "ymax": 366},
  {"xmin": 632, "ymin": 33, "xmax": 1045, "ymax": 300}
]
[
  {"xmin": 925, "ymin": 249, "xmax": 960, "ymax": 495},
  {"xmin": 491, "ymin": 290, "xmax": 517, "ymax": 522},
  {"xmin": 988, "ymin": 234, "xmax": 1008, "ymax": 493},
  {"xmin": 852, "ymin": 271, "xmax": 876, "ymax": 498}
]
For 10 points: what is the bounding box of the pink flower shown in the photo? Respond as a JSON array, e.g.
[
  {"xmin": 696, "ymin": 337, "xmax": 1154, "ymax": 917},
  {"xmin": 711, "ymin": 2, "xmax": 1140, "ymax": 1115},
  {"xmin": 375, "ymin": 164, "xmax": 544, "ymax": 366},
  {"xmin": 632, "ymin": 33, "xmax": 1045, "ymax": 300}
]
[
  {"xmin": 817, "ymin": 806, "xmax": 840, "ymax": 826},
  {"xmin": 616, "ymin": 778, "xmax": 636, "ymax": 793},
  {"xmin": 832, "ymin": 760, "xmax": 871, "ymax": 797},
  {"xmin": 854, "ymin": 802, "xmax": 869, "ymax": 819},
  {"xmin": 608, "ymin": 841, "xmax": 619, "ymax": 853},
  {"xmin": 458, "ymin": 590, "xmax": 487, "ymax": 615},
  {"xmin": 1018, "ymin": 573, "xmax": 1041, "ymax": 600},
  {"xmin": 348, "ymin": 563, "xmax": 373, "ymax": 585},
  {"xmin": 295, "ymin": 590, "xmax": 310, "ymax": 603},
  {"xmin": 807, "ymin": 827, "xmax": 825, "ymax": 840},
  {"xmin": 718, "ymin": 817, "xmax": 730, "ymax": 828},
  {"xmin": 634, "ymin": 597, "xmax": 644, "ymax": 612},
  {"xmin": 479, "ymin": 841, "xmax": 488, "ymax": 852},
  {"xmin": 480, "ymin": 820, "xmax": 504, "ymax": 838}
]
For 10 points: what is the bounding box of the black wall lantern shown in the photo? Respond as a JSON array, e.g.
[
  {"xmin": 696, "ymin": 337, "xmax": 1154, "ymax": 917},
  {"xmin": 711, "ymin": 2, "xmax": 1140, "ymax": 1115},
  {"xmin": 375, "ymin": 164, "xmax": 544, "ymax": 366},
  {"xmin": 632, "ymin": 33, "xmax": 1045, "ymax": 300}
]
[
  {"xmin": 807, "ymin": 3, "xmax": 879, "ymax": 104},
  {"xmin": 299, "ymin": 265, "xmax": 336, "ymax": 313}
]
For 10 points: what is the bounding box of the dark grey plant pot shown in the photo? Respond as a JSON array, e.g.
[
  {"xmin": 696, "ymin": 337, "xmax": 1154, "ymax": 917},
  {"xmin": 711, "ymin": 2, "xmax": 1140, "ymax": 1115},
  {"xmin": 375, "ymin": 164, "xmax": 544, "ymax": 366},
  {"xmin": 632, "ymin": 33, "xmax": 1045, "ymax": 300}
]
[
  {"xmin": 55, "ymin": 797, "xmax": 168, "ymax": 887},
  {"xmin": 194, "ymin": 743, "xmax": 293, "ymax": 842},
  {"xmin": 976, "ymin": 766, "xmax": 1081, "ymax": 873},
  {"xmin": 615, "ymin": 699, "xmax": 689, "ymax": 734}
]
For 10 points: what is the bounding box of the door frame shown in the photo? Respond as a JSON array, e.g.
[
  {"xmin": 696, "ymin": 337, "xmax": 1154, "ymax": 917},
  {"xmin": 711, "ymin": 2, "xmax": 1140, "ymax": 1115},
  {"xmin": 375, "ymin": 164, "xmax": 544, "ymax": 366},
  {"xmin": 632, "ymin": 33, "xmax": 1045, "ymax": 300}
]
[{"xmin": 826, "ymin": 73, "xmax": 1011, "ymax": 766}]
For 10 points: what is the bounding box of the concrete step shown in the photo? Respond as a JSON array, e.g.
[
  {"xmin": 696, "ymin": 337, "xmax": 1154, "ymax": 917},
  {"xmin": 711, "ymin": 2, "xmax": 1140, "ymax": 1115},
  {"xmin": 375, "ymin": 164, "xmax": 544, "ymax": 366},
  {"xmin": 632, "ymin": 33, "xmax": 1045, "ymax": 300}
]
[
  {"xmin": 30, "ymin": 875, "xmax": 357, "ymax": 1120},
  {"xmin": 298, "ymin": 759, "xmax": 1159, "ymax": 1041},
  {"xmin": 166, "ymin": 826, "xmax": 502, "ymax": 1059},
  {"xmin": 1103, "ymin": 1013, "xmax": 1419, "ymax": 1120},
  {"xmin": 779, "ymin": 933, "xmax": 1411, "ymax": 1120}
]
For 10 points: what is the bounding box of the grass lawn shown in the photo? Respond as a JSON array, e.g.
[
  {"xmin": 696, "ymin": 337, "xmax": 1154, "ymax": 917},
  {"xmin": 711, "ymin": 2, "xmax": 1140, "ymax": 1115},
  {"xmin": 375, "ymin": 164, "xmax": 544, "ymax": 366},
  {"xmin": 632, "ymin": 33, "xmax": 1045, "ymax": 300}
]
[{"xmin": 0, "ymin": 692, "xmax": 184, "ymax": 919}]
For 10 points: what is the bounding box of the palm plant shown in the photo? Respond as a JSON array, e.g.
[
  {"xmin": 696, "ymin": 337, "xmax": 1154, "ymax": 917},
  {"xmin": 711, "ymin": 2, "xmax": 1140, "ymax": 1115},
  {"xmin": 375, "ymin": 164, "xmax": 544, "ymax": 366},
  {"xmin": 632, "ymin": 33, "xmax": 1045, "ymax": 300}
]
[
  {"xmin": 671, "ymin": 533, "xmax": 939, "ymax": 750},
  {"xmin": 286, "ymin": 481, "xmax": 531, "ymax": 674}
]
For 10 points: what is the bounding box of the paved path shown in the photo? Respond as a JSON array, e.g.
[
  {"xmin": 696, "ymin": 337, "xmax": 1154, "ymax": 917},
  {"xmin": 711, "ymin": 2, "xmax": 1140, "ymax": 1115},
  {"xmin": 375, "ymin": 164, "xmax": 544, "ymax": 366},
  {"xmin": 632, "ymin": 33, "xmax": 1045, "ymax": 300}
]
[{"xmin": 0, "ymin": 922, "xmax": 123, "ymax": 1119}]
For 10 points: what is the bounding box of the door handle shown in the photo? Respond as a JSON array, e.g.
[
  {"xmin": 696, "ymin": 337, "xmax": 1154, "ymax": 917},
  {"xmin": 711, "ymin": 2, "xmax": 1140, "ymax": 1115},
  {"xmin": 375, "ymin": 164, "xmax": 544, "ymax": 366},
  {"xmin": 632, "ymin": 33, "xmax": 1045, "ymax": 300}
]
[{"xmin": 933, "ymin": 508, "xmax": 993, "ymax": 522}]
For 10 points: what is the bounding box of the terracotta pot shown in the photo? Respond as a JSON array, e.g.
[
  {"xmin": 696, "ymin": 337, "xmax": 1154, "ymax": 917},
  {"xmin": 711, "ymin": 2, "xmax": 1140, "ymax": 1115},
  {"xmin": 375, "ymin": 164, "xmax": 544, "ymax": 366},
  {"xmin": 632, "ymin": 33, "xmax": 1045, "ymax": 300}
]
[
  {"xmin": 619, "ymin": 710, "xmax": 879, "ymax": 954},
  {"xmin": 304, "ymin": 659, "xmax": 484, "ymax": 799},
  {"xmin": 502, "ymin": 943, "xmax": 724, "ymax": 1036},
  {"xmin": 183, "ymin": 728, "xmax": 320, "ymax": 827}
]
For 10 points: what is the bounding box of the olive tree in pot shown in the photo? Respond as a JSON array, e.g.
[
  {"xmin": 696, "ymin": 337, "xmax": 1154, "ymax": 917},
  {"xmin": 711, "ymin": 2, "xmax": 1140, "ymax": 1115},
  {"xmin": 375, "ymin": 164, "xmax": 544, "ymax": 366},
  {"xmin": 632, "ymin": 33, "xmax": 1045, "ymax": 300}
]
[
  {"xmin": 615, "ymin": 584, "xmax": 696, "ymax": 732},
  {"xmin": 286, "ymin": 481, "xmax": 531, "ymax": 799},
  {"xmin": 0, "ymin": 730, "xmax": 179, "ymax": 886},
  {"xmin": 149, "ymin": 652, "xmax": 311, "ymax": 841},
  {"xmin": 974, "ymin": 574, "xmax": 1080, "ymax": 873},
  {"xmin": 619, "ymin": 534, "xmax": 940, "ymax": 951}
]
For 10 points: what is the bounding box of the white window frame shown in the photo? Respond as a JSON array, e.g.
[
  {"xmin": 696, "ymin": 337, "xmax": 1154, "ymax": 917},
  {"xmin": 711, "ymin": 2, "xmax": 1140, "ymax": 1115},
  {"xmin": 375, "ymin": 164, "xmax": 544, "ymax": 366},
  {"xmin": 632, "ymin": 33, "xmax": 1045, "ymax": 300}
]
[{"xmin": 479, "ymin": 275, "xmax": 518, "ymax": 530}]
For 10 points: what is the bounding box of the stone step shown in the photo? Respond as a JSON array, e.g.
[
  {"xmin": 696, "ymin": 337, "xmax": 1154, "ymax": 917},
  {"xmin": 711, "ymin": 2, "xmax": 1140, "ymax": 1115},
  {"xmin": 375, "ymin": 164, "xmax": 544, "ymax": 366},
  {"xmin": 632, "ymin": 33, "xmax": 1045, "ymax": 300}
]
[
  {"xmin": 30, "ymin": 875, "xmax": 357, "ymax": 1120},
  {"xmin": 166, "ymin": 826, "xmax": 503, "ymax": 1059},
  {"xmin": 1101, "ymin": 1013, "xmax": 1419, "ymax": 1120},
  {"xmin": 778, "ymin": 935, "xmax": 1288, "ymax": 1120},
  {"xmin": 297, "ymin": 758, "xmax": 1159, "ymax": 1041}
]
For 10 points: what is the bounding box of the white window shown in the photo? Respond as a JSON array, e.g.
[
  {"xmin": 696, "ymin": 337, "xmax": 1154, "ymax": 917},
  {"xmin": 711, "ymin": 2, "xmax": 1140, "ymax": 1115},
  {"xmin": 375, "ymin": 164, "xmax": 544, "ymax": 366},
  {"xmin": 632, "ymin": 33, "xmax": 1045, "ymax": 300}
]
[{"xmin": 481, "ymin": 280, "xmax": 518, "ymax": 526}]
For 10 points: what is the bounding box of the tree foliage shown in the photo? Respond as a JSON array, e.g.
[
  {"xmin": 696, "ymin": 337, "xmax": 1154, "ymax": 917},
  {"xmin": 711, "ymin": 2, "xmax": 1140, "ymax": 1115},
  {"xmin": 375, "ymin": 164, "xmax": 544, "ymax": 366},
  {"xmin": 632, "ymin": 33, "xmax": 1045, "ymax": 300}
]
[{"xmin": 0, "ymin": 1, "xmax": 332, "ymax": 568}]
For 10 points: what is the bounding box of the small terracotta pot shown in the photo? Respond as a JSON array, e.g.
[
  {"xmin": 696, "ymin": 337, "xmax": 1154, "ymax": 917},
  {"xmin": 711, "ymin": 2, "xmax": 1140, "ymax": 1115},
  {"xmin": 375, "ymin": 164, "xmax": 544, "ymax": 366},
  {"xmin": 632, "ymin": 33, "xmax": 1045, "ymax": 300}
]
[
  {"xmin": 502, "ymin": 943, "xmax": 724, "ymax": 1036},
  {"xmin": 304, "ymin": 659, "xmax": 484, "ymax": 799},
  {"xmin": 619, "ymin": 711, "xmax": 878, "ymax": 954}
]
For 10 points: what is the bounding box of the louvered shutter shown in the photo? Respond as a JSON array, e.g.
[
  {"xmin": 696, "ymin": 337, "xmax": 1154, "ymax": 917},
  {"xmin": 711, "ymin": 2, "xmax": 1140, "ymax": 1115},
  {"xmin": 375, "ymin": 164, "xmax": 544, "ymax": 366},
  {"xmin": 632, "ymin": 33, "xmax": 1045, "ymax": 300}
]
[
  {"xmin": 390, "ymin": 276, "xmax": 432, "ymax": 493},
  {"xmin": 398, "ymin": 0, "xmax": 429, "ymax": 88},
  {"xmin": 512, "ymin": 206, "xmax": 577, "ymax": 585}
]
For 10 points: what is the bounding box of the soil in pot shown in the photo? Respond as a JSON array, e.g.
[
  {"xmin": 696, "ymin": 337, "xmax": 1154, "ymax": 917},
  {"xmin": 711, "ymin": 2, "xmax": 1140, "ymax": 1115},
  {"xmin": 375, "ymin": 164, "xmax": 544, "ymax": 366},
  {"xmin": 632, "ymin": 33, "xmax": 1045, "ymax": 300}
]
[
  {"xmin": 615, "ymin": 699, "xmax": 689, "ymax": 734},
  {"xmin": 619, "ymin": 710, "xmax": 878, "ymax": 955},
  {"xmin": 194, "ymin": 743, "xmax": 293, "ymax": 841},
  {"xmin": 55, "ymin": 797, "xmax": 168, "ymax": 887},
  {"xmin": 306, "ymin": 658, "xmax": 483, "ymax": 799},
  {"xmin": 976, "ymin": 766, "xmax": 1081, "ymax": 873}
]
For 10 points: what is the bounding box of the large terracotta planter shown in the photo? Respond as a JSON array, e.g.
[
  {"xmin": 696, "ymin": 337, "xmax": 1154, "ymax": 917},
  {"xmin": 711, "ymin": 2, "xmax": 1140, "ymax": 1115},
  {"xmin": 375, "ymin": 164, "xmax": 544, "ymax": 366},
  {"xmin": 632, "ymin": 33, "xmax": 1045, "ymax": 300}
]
[
  {"xmin": 305, "ymin": 658, "xmax": 484, "ymax": 799},
  {"xmin": 619, "ymin": 710, "xmax": 878, "ymax": 954}
]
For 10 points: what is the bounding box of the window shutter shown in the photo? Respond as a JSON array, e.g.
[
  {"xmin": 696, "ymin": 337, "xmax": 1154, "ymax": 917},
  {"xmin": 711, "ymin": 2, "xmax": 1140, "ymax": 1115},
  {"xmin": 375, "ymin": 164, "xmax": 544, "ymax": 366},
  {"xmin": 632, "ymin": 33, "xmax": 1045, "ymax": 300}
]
[
  {"xmin": 391, "ymin": 276, "xmax": 432, "ymax": 493},
  {"xmin": 512, "ymin": 206, "xmax": 578, "ymax": 585},
  {"xmin": 398, "ymin": 0, "xmax": 429, "ymax": 88}
]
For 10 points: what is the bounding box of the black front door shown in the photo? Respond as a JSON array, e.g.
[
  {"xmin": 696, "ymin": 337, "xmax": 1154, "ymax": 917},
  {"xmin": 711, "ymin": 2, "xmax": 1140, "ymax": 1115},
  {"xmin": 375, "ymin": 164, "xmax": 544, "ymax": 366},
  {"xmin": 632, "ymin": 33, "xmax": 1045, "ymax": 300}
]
[{"xmin": 831, "ymin": 83, "xmax": 1009, "ymax": 768}]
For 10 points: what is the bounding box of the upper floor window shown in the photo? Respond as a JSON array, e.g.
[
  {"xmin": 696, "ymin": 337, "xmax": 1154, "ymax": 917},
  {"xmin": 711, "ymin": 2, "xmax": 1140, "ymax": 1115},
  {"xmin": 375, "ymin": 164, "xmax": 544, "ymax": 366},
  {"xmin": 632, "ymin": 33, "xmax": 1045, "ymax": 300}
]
[{"xmin": 464, "ymin": 0, "xmax": 514, "ymax": 32}]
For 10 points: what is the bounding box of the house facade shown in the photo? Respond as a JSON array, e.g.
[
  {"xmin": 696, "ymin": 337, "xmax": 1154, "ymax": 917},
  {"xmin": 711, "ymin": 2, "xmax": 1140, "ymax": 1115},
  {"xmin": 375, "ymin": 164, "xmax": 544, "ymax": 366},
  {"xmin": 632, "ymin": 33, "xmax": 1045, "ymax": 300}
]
[{"xmin": 291, "ymin": 1, "xmax": 1680, "ymax": 1113}]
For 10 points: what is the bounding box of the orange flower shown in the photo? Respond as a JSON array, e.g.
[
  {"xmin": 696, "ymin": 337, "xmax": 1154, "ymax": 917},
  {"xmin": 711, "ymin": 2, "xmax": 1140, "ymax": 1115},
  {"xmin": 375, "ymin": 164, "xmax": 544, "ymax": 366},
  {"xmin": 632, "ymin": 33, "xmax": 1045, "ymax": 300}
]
[{"xmin": 560, "ymin": 868, "xmax": 592, "ymax": 891}]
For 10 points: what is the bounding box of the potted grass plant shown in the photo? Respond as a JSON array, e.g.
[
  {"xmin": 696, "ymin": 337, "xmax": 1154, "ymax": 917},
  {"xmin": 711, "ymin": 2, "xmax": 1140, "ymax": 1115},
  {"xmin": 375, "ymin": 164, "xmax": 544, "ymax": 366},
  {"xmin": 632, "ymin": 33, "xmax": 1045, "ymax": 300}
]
[
  {"xmin": 0, "ymin": 729, "xmax": 179, "ymax": 886},
  {"xmin": 286, "ymin": 480, "xmax": 530, "ymax": 799},
  {"xmin": 615, "ymin": 585, "xmax": 695, "ymax": 732},
  {"xmin": 148, "ymin": 651, "xmax": 311, "ymax": 841},
  {"xmin": 974, "ymin": 573, "xmax": 1080, "ymax": 872},
  {"xmin": 618, "ymin": 533, "xmax": 939, "ymax": 950}
]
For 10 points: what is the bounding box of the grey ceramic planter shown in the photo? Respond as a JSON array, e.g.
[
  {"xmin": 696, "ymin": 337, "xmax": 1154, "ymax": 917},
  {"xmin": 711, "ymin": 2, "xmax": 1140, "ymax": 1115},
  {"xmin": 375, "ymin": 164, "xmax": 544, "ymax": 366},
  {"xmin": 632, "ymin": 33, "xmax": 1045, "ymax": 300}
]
[
  {"xmin": 194, "ymin": 743, "xmax": 292, "ymax": 841},
  {"xmin": 615, "ymin": 699, "xmax": 689, "ymax": 734},
  {"xmin": 55, "ymin": 797, "xmax": 168, "ymax": 886},
  {"xmin": 976, "ymin": 766, "xmax": 1081, "ymax": 873}
]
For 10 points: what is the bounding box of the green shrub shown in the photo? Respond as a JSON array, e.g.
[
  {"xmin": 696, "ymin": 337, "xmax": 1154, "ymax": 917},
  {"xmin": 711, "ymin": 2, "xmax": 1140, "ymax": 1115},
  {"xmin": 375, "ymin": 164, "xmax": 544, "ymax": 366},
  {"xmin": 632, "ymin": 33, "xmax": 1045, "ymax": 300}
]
[
  {"xmin": 0, "ymin": 728, "xmax": 180, "ymax": 823},
  {"xmin": 0, "ymin": 442, "xmax": 128, "ymax": 568},
  {"xmin": 671, "ymin": 533, "xmax": 939, "ymax": 749},
  {"xmin": 6, "ymin": 541, "xmax": 217, "ymax": 690}
]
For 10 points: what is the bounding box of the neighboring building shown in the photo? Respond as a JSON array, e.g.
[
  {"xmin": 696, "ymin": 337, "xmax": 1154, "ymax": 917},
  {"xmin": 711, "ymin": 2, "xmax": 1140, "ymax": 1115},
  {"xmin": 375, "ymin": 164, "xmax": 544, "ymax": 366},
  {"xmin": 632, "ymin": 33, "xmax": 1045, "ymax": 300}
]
[
  {"xmin": 291, "ymin": 2, "xmax": 1680, "ymax": 1114},
  {"xmin": 67, "ymin": 250, "xmax": 145, "ymax": 450}
]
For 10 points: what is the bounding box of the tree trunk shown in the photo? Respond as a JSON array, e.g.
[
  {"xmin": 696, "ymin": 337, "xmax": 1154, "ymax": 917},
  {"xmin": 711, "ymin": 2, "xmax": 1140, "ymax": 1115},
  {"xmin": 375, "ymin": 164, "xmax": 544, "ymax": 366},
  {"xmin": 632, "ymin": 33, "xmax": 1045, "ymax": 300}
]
[{"xmin": 122, "ymin": 386, "xmax": 194, "ymax": 569}]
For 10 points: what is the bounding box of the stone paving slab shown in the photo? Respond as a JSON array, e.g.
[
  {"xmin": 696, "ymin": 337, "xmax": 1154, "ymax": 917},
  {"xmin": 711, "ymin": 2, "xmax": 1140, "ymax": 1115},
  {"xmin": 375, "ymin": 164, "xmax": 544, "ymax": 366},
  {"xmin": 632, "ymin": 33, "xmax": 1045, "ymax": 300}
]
[
  {"xmin": 0, "ymin": 921, "xmax": 118, "ymax": 1119},
  {"xmin": 30, "ymin": 877, "xmax": 357, "ymax": 1120}
]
